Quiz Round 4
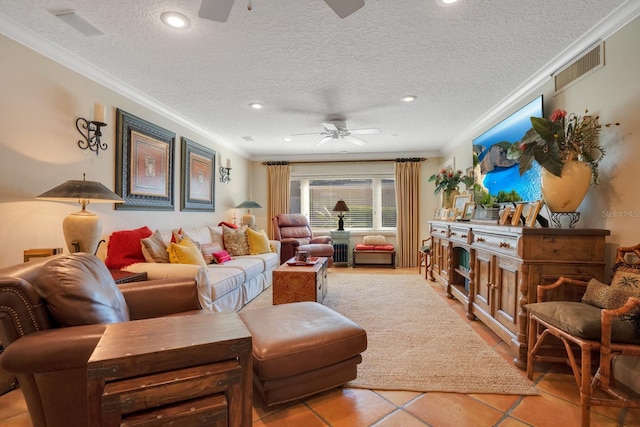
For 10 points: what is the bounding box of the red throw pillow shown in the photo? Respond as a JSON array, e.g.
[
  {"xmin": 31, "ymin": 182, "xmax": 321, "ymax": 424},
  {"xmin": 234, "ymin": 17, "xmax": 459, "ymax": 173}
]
[
  {"xmin": 105, "ymin": 226, "xmax": 153, "ymax": 270},
  {"xmin": 218, "ymin": 221, "xmax": 238, "ymax": 229},
  {"xmin": 212, "ymin": 250, "xmax": 232, "ymax": 264}
]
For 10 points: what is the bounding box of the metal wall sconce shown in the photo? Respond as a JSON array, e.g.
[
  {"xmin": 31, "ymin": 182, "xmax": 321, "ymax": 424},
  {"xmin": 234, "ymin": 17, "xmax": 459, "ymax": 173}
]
[
  {"xmin": 76, "ymin": 103, "xmax": 107, "ymax": 155},
  {"xmin": 219, "ymin": 158, "xmax": 231, "ymax": 183}
]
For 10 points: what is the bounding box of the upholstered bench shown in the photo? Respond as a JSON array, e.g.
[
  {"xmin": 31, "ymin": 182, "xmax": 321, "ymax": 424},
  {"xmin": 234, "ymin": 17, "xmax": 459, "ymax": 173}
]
[
  {"xmin": 352, "ymin": 235, "xmax": 396, "ymax": 268},
  {"xmin": 238, "ymin": 302, "xmax": 367, "ymax": 406}
]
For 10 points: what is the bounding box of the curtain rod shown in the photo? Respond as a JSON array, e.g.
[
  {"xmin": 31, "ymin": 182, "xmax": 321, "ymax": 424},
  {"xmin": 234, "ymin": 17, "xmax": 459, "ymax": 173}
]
[{"xmin": 262, "ymin": 157, "xmax": 426, "ymax": 166}]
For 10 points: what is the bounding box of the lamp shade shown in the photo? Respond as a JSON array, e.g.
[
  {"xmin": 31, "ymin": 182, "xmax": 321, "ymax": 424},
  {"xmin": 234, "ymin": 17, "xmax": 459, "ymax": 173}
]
[
  {"xmin": 36, "ymin": 175, "xmax": 123, "ymax": 254},
  {"xmin": 332, "ymin": 200, "xmax": 349, "ymax": 212},
  {"xmin": 235, "ymin": 200, "xmax": 262, "ymax": 209}
]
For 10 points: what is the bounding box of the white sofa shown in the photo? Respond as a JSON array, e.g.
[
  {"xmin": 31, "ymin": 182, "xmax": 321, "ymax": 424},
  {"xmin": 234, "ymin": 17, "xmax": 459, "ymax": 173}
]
[{"xmin": 97, "ymin": 225, "xmax": 280, "ymax": 312}]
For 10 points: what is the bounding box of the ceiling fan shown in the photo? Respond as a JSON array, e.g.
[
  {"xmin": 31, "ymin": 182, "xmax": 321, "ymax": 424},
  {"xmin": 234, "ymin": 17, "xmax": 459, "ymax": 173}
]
[
  {"xmin": 290, "ymin": 120, "xmax": 381, "ymax": 147},
  {"xmin": 198, "ymin": 0, "xmax": 365, "ymax": 22}
]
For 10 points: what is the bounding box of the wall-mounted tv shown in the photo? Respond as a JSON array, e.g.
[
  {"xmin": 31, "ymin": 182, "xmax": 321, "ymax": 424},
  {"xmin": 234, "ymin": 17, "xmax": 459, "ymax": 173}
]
[{"xmin": 473, "ymin": 95, "xmax": 543, "ymax": 202}]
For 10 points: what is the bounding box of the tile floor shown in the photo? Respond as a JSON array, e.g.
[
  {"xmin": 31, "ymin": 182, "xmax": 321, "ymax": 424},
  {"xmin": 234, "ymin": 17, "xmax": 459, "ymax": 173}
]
[{"xmin": 1, "ymin": 267, "xmax": 639, "ymax": 426}]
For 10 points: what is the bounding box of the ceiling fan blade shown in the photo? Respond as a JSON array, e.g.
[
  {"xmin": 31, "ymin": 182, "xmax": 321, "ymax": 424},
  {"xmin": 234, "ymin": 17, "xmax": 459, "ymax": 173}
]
[
  {"xmin": 324, "ymin": 0, "xmax": 365, "ymax": 18},
  {"xmin": 349, "ymin": 128, "xmax": 381, "ymax": 135},
  {"xmin": 289, "ymin": 132, "xmax": 324, "ymax": 136},
  {"xmin": 321, "ymin": 122, "xmax": 339, "ymax": 131},
  {"xmin": 345, "ymin": 135, "xmax": 367, "ymax": 146},
  {"xmin": 315, "ymin": 136, "xmax": 333, "ymax": 147},
  {"xmin": 199, "ymin": 0, "xmax": 235, "ymax": 22}
]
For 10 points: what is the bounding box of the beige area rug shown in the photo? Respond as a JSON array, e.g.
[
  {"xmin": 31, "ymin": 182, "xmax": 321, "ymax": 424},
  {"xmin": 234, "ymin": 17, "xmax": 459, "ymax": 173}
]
[{"xmin": 243, "ymin": 272, "xmax": 538, "ymax": 395}]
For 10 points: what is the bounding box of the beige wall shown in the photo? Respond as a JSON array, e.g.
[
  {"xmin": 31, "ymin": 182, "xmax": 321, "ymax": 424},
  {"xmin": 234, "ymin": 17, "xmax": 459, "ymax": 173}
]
[{"xmin": 0, "ymin": 35, "xmax": 252, "ymax": 266}]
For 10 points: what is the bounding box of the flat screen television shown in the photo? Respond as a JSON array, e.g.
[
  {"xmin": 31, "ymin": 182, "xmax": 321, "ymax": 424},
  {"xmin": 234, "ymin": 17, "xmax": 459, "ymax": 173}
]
[{"xmin": 473, "ymin": 95, "xmax": 543, "ymax": 202}]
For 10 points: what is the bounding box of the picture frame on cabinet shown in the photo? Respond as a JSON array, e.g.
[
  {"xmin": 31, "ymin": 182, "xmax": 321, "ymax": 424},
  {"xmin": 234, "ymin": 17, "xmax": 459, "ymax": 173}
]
[
  {"xmin": 499, "ymin": 206, "xmax": 512, "ymax": 225},
  {"xmin": 462, "ymin": 202, "xmax": 475, "ymax": 220},
  {"xmin": 525, "ymin": 200, "xmax": 543, "ymax": 227},
  {"xmin": 447, "ymin": 209, "xmax": 457, "ymax": 220},
  {"xmin": 453, "ymin": 194, "xmax": 472, "ymax": 213},
  {"xmin": 115, "ymin": 109, "xmax": 175, "ymax": 210},
  {"xmin": 181, "ymin": 137, "xmax": 216, "ymax": 211},
  {"xmin": 440, "ymin": 208, "xmax": 450, "ymax": 220},
  {"xmin": 511, "ymin": 203, "xmax": 525, "ymax": 226}
]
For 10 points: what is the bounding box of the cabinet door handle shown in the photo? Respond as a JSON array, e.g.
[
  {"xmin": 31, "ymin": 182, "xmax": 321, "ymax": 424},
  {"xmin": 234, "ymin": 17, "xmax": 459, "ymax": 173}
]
[
  {"xmin": 451, "ymin": 232, "xmax": 457, "ymax": 236},
  {"xmin": 461, "ymin": 234, "xmax": 467, "ymax": 238},
  {"xmin": 476, "ymin": 237, "xmax": 485, "ymax": 242},
  {"xmin": 499, "ymin": 241, "xmax": 510, "ymax": 248}
]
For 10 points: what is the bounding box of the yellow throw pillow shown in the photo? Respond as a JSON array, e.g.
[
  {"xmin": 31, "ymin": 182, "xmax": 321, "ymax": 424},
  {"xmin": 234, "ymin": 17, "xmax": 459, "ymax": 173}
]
[
  {"xmin": 167, "ymin": 237, "xmax": 207, "ymax": 267},
  {"xmin": 247, "ymin": 228, "xmax": 272, "ymax": 255}
]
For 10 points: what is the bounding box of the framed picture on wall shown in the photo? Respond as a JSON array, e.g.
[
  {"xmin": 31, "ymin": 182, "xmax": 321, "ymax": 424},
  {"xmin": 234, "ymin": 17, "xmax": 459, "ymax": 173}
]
[
  {"xmin": 181, "ymin": 137, "xmax": 216, "ymax": 211},
  {"xmin": 116, "ymin": 109, "xmax": 175, "ymax": 210}
]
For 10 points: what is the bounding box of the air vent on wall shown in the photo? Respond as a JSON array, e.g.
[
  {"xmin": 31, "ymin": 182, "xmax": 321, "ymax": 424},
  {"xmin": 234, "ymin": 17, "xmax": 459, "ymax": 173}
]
[{"xmin": 553, "ymin": 42, "xmax": 604, "ymax": 94}]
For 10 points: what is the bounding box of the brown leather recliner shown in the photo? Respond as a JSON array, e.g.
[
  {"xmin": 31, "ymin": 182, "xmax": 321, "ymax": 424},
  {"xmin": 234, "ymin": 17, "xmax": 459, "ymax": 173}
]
[
  {"xmin": 272, "ymin": 214, "xmax": 334, "ymax": 266},
  {"xmin": 0, "ymin": 254, "xmax": 201, "ymax": 427}
]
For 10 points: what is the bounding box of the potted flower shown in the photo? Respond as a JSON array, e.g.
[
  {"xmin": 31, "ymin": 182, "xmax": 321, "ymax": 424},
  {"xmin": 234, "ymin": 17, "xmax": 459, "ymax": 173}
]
[
  {"xmin": 506, "ymin": 109, "xmax": 619, "ymax": 212},
  {"xmin": 428, "ymin": 168, "xmax": 473, "ymax": 208}
]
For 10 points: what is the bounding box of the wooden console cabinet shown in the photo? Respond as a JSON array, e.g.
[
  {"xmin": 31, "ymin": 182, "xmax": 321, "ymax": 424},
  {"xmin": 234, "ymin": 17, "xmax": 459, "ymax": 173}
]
[
  {"xmin": 87, "ymin": 312, "xmax": 252, "ymax": 427},
  {"xmin": 429, "ymin": 220, "xmax": 609, "ymax": 369}
]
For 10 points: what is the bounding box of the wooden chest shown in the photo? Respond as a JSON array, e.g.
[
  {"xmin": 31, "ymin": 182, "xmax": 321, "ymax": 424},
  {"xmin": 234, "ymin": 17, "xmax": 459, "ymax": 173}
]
[{"xmin": 273, "ymin": 257, "xmax": 328, "ymax": 304}]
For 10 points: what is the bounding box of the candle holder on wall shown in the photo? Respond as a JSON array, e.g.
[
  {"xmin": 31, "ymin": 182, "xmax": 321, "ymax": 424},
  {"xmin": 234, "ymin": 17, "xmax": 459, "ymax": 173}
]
[
  {"xmin": 77, "ymin": 103, "xmax": 108, "ymax": 155},
  {"xmin": 219, "ymin": 166, "xmax": 231, "ymax": 183}
]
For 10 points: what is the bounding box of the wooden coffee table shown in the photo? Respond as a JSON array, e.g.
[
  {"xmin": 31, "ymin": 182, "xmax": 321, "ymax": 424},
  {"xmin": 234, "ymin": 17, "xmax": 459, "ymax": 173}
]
[{"xmin": 272, "ymin": 257, "xmax": 328, "ymax": 304}]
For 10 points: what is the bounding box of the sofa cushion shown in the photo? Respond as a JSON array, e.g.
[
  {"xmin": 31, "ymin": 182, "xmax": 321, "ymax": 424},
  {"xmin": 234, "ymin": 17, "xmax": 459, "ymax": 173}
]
[
  {"xmin": 167, "ymin": 237, "xmax": 207, "ymax": 267},
  {"xmin": 610, "ymin": 265, "xmax": 640, "ymax": 294},
  {"xmin": 200, "ymin": 243, "xmax": 223, "ymax": 264},
  {"xmin": 181, "ymin": 226, "xmax": 213, "ymax": 246},
  {"xmin": 34, "ymin": 253, "xmax": 129, "ymax": 326},
  {"xmin": 208, "ymin": 226, "xmax": 225, "ymax": 247},
  {"xmin": 363, "ymin": 235, "xmax": 386, "ymax": 245},
  {"xmin": 105, "ymin": 226, "xmax": 153, "ymax": 269},
  {"xmin": 212, "ymin": 249, "xmax": 232, "ymax": 264},
  {"xmin": 247, "ymin": 228, "xmax": 272, "ymax": 255},
  {"xmin": 223, "ymin": 225, "xmax": 250, "ymax": 256},
  {"xmin": 140, "ymin": 229, "xmax": 170, "ymax": 263}
]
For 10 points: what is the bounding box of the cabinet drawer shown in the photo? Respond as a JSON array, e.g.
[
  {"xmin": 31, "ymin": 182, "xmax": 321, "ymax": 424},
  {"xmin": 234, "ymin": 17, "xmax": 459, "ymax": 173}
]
[
  {"xmin": 103, "ymin": 360, "xmax": 241, "ymax": 415},
  {"xmin": 431, "ymin": 223, "xmax": 448, "ymax": 237},
  {"xmin": 448, "ymin": 226, "xmax": 471, "ymax": 245},
  {"xmin": 120, "ymin": 394, "xmax": 228, "ymax": 427},
  {"xmin": 472, "ymin": 231, "xmax": 519, "ymax": 256}
]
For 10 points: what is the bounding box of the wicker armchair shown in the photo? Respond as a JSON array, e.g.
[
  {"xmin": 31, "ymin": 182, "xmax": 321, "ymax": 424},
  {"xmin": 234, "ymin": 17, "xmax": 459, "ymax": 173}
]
[{"xmin": 526, "ymin": 244, "xmax": 640, "ymax": 426}]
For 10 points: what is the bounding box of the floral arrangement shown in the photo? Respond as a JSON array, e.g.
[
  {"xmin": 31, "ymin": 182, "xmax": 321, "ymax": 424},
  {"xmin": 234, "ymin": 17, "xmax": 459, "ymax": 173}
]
[
  {"xmin": 428, "ymin": 168, "xmax": 473, "ymax": 195},
  {"xmin": 507, "ymin": 109, "xmax": 619, "ymax": 184}
]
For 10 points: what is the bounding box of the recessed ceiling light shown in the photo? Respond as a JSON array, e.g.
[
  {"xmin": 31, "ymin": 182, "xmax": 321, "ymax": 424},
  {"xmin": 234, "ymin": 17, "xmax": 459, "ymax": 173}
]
[
  {"xmin": 402, "ymin": 95, "xmax": 417, "ymax": 102},
  {"xmin": 249, "ymin": 103, "xmax": 263, "ymax": 110},
  {"xmin": 160, "ymin": 12, "xmax": 191, "ymax": 29},
  {"xmin": 283, "ymin": 137, "xmax": 292, "ymax": 142},
  {"xmin": 436, "ymin": 0, "xmax": 460, "ymax": 7}
]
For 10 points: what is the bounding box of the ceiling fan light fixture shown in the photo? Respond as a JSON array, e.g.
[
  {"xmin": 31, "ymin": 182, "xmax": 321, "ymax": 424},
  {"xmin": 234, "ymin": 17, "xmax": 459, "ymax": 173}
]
[
  {"xmin": 402, "ymin": 95, "xmax": 417, "ymax": 102},
  {"xmin": 160, "ymin": 12, "xmax": 191, "ymax": 29}
]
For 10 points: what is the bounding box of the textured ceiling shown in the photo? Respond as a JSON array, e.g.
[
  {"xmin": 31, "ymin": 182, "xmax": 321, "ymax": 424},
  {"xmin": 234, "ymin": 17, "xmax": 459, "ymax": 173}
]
[{"xmin": 0, "ymin": 0, "xmax": 637, "ymax": 161}]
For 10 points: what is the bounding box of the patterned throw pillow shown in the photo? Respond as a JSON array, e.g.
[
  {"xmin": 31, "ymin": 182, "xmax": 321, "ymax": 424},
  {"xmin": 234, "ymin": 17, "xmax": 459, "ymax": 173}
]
[
  {"xmin": 200, "ymin": 243, "xmax": 223, "ymax": 264},
  {"xmin": 582, "ymin": 278, "xmax": 634, "ymax": 309},
  {"xmin": 610, "ymin": 265, "xmax": 640, "ymax": 294},
  {"xmin": 222, "ymin": 225, "xmax": 250, "ymax": 256}
]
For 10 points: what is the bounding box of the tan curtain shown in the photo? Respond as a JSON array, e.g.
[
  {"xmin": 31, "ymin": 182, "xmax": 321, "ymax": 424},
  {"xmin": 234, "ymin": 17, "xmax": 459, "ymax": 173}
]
[
  {"xmin": 395, "ymin": 159, "xmax": 421, "ymax": 267},
  {"xmin": 266, "ymin": 163, "xmax": 291, "ymax": 238}
]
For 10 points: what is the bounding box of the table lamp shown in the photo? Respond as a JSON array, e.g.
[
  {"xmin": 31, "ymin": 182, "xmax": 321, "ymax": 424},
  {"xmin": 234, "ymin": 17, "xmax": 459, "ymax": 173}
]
[
  {"xmin": 332, "ymin": 199, "xmax": 349, "ymax": 231},
  {"xmin": 235, "ymin": 200, "xmax": 262, "ymax": 228},
  {"xmin": 37, "ymin": 174, "xmax": 124, "ymax": 254}
]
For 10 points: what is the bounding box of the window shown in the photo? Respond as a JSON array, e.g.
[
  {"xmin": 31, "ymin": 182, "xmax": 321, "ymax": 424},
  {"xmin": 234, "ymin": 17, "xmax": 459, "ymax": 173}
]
[{"xmin": 290, "ymin": 177, "xmax": 396, "ymax": 230}]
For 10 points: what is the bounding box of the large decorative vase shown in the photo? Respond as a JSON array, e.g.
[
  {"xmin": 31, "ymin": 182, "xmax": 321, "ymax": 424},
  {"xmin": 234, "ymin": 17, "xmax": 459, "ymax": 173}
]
[
  {"xmin": 540, "ymin": 159, "xmax": 592, "ymax": 213},
  {"xmin": 442, "ymin": 188, "xmax": 460, "ymax": 208}
]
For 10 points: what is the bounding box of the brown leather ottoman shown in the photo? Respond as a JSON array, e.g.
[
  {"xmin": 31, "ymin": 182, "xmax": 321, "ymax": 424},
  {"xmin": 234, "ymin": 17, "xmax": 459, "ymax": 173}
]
[{"xmin": 238, "ymin": 302, "xmax": 367, "ymax": 406}]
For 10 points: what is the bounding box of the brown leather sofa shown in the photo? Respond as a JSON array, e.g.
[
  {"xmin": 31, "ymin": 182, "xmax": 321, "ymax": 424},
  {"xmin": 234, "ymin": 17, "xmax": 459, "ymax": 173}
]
[
  {"xmin": 0, "ymin": 254, "xmax": 203, "ymax": 427},
  {"xmin": 272, "ymin": 214, "xmax": 334, "ymax": 266}
]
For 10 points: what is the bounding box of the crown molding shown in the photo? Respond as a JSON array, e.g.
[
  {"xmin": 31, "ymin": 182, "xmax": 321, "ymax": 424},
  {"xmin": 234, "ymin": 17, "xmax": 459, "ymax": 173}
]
[{"xmin": 0, "ymin": 13, "xmax": 250, "ymax": 158}]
